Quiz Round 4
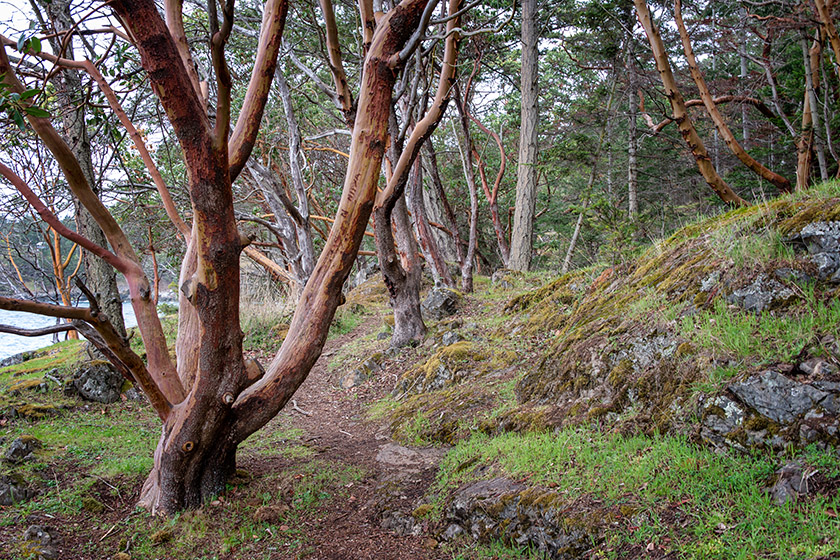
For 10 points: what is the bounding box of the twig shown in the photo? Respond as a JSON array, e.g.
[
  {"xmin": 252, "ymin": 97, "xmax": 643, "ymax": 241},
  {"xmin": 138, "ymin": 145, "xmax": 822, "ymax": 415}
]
[
  {"xmin": 291, "ymin": 400, "xmax": 312, "ymax": 416},
  {"xmin": 99, "ymin": 522, "xmax": 119, "ymax": 541},
  {"xmin": 339, "ymin": 429, "xmax": 353, "ymax": 437}
]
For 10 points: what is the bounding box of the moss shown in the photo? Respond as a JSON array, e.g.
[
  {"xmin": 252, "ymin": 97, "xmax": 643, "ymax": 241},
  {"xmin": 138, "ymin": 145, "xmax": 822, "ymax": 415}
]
[
  {"xmin": 12, "ymin": 403, "xmax": 59, "ymax": 419},
  {"xmin": 413, "ymin": 504, "xmax": 434, "ymax": 518},
  {"xmin": 676, "ymin": 342, "xmax": 696, "ymax": 357},
  {"xmin": 8, "ymin": 378, "xmax": 46, "ymax": 393},
  {"xmin": 82, "ymin": 496, "xmax": 105, "ymax": 513},
  {"xmin": 607, "ymin": 359, "xmax": 633, "ymax": 387},
  {"xmin": 151, "ymin": 528, "xmax": 173, "ymax": 544}
]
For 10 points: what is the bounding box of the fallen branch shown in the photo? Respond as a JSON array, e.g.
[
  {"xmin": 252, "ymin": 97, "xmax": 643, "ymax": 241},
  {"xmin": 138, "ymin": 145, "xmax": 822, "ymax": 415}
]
[{"xmin": 291, "ymin": 399, "xmax": 312, "ymax": 416}]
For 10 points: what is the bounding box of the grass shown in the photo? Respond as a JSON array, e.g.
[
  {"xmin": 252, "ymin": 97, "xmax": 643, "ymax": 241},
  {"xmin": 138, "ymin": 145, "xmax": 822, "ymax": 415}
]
[
  {"xmin": 435, "ymin": 429, "xmax": 840, "ymax": 559},
  {"xmin": 681, "ymin": 295, "xmax": 840, "ymax": 365}
]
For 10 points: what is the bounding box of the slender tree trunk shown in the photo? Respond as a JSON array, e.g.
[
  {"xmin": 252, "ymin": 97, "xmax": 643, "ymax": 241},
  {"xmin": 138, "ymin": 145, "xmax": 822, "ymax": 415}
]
[
  {"xmin": 674, "ymin": 0, "xmax": 791, "ymax": 192},
  {"xmin": 797, "ymin": 87, "xmax": 815, "ymax": 191},
  {"xmin": 625, "ymin": 3, "xmax": 639, "ymax": 222},
  {"xmin": 43, "ymin": 0, "xmax": 126, "ymax": 337},
  {"xmin": 453, "ymin": 88, "xmax": 478, "ymax": 292},
  {"xmin": 814, "ymin": 0, "xmax": 840, "ymax": 82},
  {"xmin": 409, "ymin": 154, "xmax": 454, "ymax": 287},
  {"xmin": 634, "ymin": 0, "xmax": 746, "ymax": 206},
  {"xmin": 509, "ymin": 0, "xmax": 539, "ymax": 271},
  {"xmin": 276, "ymin": 71, "xmax": 316, "ymax": 281},
  {"xmin": 423, "ymin": 141, "xmax": 463, "ymax": 265},
  {"xmin": 801, "ymin": 34, "xmax": 828, "ymax": 181}
]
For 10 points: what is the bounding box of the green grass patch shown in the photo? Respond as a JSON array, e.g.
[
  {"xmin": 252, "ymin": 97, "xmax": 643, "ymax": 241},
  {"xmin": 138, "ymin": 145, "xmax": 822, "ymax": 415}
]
[
  {"xmin": 682, "ymin": 296, "xmax": 840, "ymax": 365},
  {"xmin": 436, "ymin": 430, "xmax": 840, "ymax": 559}
]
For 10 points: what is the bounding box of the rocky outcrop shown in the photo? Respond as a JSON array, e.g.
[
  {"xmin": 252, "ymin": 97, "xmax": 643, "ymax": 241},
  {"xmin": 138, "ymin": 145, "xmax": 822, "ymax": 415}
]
[
  {"xmin": 440, "ymin": 478, "xmax": 607, "ymax": 559},
  {"xmin": 422, "ymin": 288, "xmax": 461, "ymax": 320},
  {"xmin": 700, "ymin": 367, "xmax": 839, "ymax": 451},
  {"xmin": 790, "ymin": 221, "xmax": 840, "ymax": 282}
]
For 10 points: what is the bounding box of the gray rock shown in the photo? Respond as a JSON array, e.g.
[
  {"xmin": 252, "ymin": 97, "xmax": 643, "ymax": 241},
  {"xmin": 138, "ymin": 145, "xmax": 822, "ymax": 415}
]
[
  {"xmin": 338, "ymin": 357, "xmax": 381, "ymax": 389},
  {"xmin": 440, "ymin": 523, "xmax": 464, "ymax": 541},
  {"xmin": 790, "ymin": 221, "xmax": 840, "ymax": 282},
  {"xmin": 799, "ymin": 358, "xmax": 838, "ymax": 377},
  {"xmin": 440, "ymin": 331, "xmax": 463, "ymax": 347},
  {"xmin": 71, "ymin": 362, "xmax": 124, "ymax": 404},
  {"xmin": 4, "ymin": 436, "xmax": 42, "ymax": 464},
  {"xmin": 766, "ymin": 460, "xmax": 811, "ymax": 506},
  {"xmin": 726, "ymin": 273, "xmax": 796, "ymax": 313},
  {"xmin": 0, "ymin": 350, "xmax": 36, "ymax": 369},
  {"xmin": 700, "ymin": 271, "xmax": 721, "ymax": 292},
  {"xmin": 422, "ymin": 288, "xmax": 461, "ymax": 320},
  {"xmin": 794, "ymin": 221, "xmax": 840, "ymax": 254},
  {"xmin": 0, "ymin": 473, "xmax": 30, "ymax": 505},
  {"xmin": 22, "ymin": 525, "xmax": 58, "ymax": 560},
  {"xmin": 773, "ymin": 267, "xmax": 812, "ymax": 285},
  {"xmin": 377, "ymin": 331, "xmax": 390, "ymax": 340},
  {"xmin": 730, "ymin": 370, "xmax": 829, "ymax": 424},
  {"xmin": 381, "ymin": 509, "xmax": 422, "ymax": 536}
]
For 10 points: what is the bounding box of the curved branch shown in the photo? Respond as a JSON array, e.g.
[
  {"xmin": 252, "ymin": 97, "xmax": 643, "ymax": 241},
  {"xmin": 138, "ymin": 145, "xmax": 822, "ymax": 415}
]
[
  {"xmin": 0, "ymin": 323, "xmax": 76, "ymax": 337},
  {"xmin": 319, "ymin": 0, "xmax": 355, "ymax": 126},
  {"xmin": 0, "ymin": 163, "xmax": 124, "ymax": 272},
  {"xmin": 228, "ymin": 0, "xmax": 289, "ymax": 181}
]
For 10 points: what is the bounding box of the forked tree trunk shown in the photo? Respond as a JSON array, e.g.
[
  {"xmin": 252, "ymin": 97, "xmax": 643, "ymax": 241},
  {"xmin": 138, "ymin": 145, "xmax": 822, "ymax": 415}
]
[
  {"xmin": 107, "ymin": 0, "xmax": 431, "ymax": 512},
  {"xmin": 674, "ymin": 0, "xmax": 791, "ymax": 193},
  {"xmin": 634, "ymin": 0, "xmax": 747, "ymax": 206}
]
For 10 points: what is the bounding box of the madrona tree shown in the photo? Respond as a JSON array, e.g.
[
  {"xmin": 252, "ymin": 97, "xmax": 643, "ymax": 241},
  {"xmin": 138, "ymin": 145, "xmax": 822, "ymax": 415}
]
[{"xmin": 0, "ymin": 0, "xmax": 442, "ymax": 513}]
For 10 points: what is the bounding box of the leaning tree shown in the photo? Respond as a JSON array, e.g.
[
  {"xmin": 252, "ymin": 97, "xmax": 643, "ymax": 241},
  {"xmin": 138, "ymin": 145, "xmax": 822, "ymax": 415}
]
[{"xmin": 0, "ymin": 0, "xmax": 445, "ymax": 513}]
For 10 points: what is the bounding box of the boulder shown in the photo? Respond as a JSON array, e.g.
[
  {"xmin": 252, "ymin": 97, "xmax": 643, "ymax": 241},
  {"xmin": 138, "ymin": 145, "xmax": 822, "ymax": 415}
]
[
  {"xmin": 69, "ymin": 362, "xmax": 123, "ymax": 404},
  {"xmin": 790, "ymin": 221, "xmax": 840, "ymax": 282},
  {"xmin": 729, "ymin": 370, "xmax": 829, "ymax": 424},
  {"xmin": 0, "ymin": 473, "xmax": 31, "ymax": 505},
  {"xmin": 765, "ymin": 460, "xmax": 812, "ymax": 506},
  {"xmin": 338, "ymin": 356, "xmax": 382, "ymax": 389},
  {"xmin": 21, "ymin": 525, "xmax": 59, "ymax": 560},
  {"xmin": 422, "ymin": 288, "xmax": 461, "ymax": 320},
  {"xmin": 4, "ymin": 435, "xmax": 42, "ymax": 464}
]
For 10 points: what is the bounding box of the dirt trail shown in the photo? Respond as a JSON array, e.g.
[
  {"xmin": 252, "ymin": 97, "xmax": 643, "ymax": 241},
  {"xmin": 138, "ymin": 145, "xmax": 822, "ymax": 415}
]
[{"xmin": 238, "ymin": 320, "xmax": 448, "ymax": 560}]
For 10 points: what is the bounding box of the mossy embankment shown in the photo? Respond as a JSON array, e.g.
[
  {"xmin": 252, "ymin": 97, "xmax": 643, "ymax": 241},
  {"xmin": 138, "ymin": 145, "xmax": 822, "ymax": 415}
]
[{"xmin": 376, "ymin": 182, "xmax": 840, "ymax": 558}]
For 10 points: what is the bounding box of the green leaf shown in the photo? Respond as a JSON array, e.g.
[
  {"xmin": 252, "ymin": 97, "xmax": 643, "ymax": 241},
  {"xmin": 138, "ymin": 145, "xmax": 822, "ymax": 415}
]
[
  {"xmin": 19, "ymin": 89, "xmax": 39, "ymax": 101},
  {"xmin": 16, "ymin": 35, "xmax": 26, "ymax": 51},
  {"xmin": 12, "ymin": 109, "xmax": 25, "ymax": 131},
  {"xmin": 28, "ymin": 37, "xmax": 41, "ymax": 54},
  {"xmin": 24, "ymin": 106, "xmax": 50, "ymax": 118}
]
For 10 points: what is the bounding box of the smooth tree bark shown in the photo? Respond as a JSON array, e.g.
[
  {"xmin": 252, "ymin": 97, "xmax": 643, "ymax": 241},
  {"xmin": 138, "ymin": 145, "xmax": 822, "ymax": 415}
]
[
  {"xmin": 814, "ymin": 0, "xmax": 840, "ymax": 82},
  {"xmin": 634, "ymin": 0, "xmax": 747, "ymax": 206},
  {"xmin": 674, "ymin": 0, "xmax": 791, "ymax": 193},
  {"xmin": 0, "ymin": 0, "xmax": 433, "ymax": 514},
  {"xmin": 452, "ymin": 84, "xmax": 479, "ymax": 292},
  {"xmin": 801, "ymin": 33, "xmax": 828, "ymax": 181},
  {"xmin": 509, "ymin": 0, "xmax": 539, "ymax": 271}
]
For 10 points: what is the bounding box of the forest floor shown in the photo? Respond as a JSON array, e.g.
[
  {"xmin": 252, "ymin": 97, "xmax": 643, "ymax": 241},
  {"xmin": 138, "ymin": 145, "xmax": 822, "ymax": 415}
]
[
  {"xmin": 5, "ymin": 179, "xmax": 840, "ymax": 559},
  {"xmin": 1, "ymin": 286, "xmax": 525, "ymax": 560}
]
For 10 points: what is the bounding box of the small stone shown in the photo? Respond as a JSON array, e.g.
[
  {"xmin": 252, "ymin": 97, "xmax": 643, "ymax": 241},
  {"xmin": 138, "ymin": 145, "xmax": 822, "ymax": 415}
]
[
  {"xmin": 423, "ymin": 537, "xmax": 439, "ymax": 549},
  {"xmin": 113, "ymin": 553, "xmax": 131, "ymax": 560},
  {"xmin": 377, "ymin": 331, "xmax": 390, "ymax": 340},
  {"xmin": 22, "ymin": 525, "xmax": 58, "ymax": 559},
  {"xmin": 440, "ymin": 331, "xmax": 463, "ymax": 346},
  {"xmin": 4, "ymin": 435, "xmax": 42, "ymax": 464},
  {"xmin": 0, "ymin": 473, "xmax": 30, "ymax": 505},
  {"xmin": 439, "ymin": 523, "xmax": 464, "ymax": 541},
  {"xmin": 799, "ymin": 358, "xmax": 838, "ymax": 377}
]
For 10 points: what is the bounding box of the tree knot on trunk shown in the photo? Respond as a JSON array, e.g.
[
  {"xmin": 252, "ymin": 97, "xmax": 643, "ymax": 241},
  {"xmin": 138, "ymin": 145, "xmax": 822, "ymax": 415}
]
[
  {"xmin": 222, "ymin": 392, "xmax": 235, "ymax": 405},
  {"xmin": 181, "ymin": 441, "xmax": 195, "ymax": 453}
]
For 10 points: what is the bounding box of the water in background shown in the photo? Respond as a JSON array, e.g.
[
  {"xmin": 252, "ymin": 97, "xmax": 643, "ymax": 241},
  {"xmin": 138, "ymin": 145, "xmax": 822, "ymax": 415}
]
[{"xmin": 0, "ymin": 302, "xmax": 138, "ymax": 361}]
